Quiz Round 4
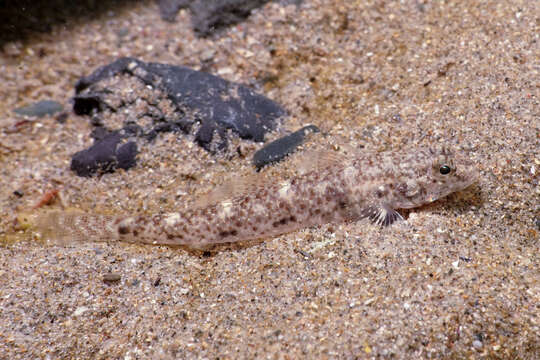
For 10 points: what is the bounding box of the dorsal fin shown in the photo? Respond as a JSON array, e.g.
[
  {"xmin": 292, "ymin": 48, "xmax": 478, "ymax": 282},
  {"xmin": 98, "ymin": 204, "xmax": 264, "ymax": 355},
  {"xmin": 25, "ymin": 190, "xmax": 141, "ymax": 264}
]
[
  {"xmin": 290, "ymin": 148, "xmax": 352, "ymax": 175},
  {"xmin": 193, "ymin": 147, "xmax": 354, "ymax": 209},
  {"xmin": 193, "ymin": 172, "xmax": 275, "ymax": 209}
]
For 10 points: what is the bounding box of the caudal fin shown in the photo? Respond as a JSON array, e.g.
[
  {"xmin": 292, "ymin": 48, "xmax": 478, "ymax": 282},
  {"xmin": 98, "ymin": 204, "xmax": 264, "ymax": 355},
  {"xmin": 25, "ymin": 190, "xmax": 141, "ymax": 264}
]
[{"xmin": 17, "ymin": 209, "xmax": 119, "ymax": 244}]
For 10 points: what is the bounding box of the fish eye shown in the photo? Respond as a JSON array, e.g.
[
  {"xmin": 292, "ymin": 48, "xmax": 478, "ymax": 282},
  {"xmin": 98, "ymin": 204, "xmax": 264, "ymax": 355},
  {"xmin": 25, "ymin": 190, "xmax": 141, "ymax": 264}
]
[{"xmin": 439, "ymin": 165, "xmax": 451, "ymax": 175}]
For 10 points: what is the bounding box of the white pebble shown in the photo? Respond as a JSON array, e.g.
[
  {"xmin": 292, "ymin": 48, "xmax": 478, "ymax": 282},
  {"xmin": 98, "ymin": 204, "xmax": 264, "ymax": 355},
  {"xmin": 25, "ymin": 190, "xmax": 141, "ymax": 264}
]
[{"xmin": 74, "ymin": 306, "xmax": 89, "ymax": 316}]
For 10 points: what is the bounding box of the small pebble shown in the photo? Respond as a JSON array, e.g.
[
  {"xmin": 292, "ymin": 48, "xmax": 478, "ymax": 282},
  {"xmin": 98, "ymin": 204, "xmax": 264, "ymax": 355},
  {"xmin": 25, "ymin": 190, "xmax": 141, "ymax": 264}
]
[
  {"xmin": 472, "ymin": 340, "xmax": 483, "ymax": 350},
  {"xmin": 55, "ymin": 112, "xmax": 68, "ymax": 123},
  {"xmin": 200, "ymin": 49, "xmax": 216, "ymax": 62},
  {"xmin": 103, "ymin": 273, "xmax": 122, "ymax": 283},
  {"xmin": 13, "ymin": 100, "xmax": 63, "ymax": 118},
  {"xmin": 73, "ymin": 306, "xmax": 89, "ymax": 316}
]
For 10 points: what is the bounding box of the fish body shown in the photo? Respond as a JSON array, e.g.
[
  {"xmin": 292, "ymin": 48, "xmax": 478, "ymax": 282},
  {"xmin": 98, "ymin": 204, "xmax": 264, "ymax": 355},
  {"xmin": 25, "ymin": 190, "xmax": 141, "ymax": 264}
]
[{"xmin": 28, "ymin": 147, "xmax": 477, "ymax": 247}]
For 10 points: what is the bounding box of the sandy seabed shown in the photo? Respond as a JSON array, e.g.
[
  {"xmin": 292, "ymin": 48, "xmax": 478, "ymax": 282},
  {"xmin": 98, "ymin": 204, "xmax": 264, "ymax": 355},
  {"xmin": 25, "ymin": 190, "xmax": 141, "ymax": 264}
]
[{"xmin": 0, "ymin": 0, "xmax": 538, "ymax": 358}]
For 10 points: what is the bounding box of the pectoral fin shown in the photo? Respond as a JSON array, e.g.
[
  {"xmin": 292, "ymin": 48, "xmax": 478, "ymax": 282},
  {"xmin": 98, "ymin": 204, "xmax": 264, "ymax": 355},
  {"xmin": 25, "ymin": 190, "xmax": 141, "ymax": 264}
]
[{"xmin": 360, "ymin": 204, "xmax": 403, "ymax": 227}]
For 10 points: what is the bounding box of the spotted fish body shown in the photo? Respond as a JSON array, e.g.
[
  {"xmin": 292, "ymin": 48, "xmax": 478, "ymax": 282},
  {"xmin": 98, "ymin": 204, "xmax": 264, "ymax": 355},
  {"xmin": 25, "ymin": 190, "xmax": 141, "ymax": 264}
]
[{"xmin": 30, "ymin": 147, "xmax": 477, "ymax": 247}]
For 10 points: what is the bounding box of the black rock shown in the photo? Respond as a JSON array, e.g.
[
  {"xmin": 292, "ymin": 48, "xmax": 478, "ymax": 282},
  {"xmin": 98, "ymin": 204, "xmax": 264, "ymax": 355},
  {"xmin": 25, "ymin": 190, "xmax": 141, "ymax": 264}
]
[
  {"xmin": 74, "ymin": 57, "xmax": 286, "ymax": 152},
  {"xmin": 90, "ymin": 126, "xmax": 113, "ymax": 141},
  {"xmin": 189, "ymin": 0, "xmax": 271, "ymax": 37},
  {"xmin": 74, "ymin": 57, "xmax": 134, "ymax": 93},
  {"xmin": 70, "ymin": 131, "xmax": 138, "ymax": 177},
  {"xmin": 55, "ymin": 112, "xmax": 68, "ymax": 123},
  {"xmin": 159, "ymin": 0, "xmax": 304, "ymax": 36},
  {"xmin": 252, "ymin": 124, "xmax": 320, "ymax": 170},
  {"xmin": 13, "ymin": 100, "xmax": 63, "ymax": 117},
  {"xmin": 156, "ymin": 0, "xmax": 273, "ymax": 36},
  {"xmin": 157, "ymin": 0, "xmax": 190, "ymax": 22},
  {"xmin": 72, "ymin": 93, "xmax": 113, "ymax": 115}
]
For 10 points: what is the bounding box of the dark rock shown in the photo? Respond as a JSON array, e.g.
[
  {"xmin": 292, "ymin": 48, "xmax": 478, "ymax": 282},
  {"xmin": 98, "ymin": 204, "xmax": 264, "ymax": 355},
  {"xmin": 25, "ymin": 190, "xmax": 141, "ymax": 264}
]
[
  {"xmin": 189, "ymin": 0, "xmax": 271, "ymax": 37},
  {"xmin": 144, "ymin": 121, "xmax": 186, "ymax": 141},
  {"xmin": 75, "ymin": 57, "xmax": 134, "ymax": 93},
  {"xmin": 0, "ymin": 0, "xmax": 138, "ymax": 46},
  {"xmin": 90, "ymin": 126, "xmax": 113, "ymax": 142},
  {"xmin": 157, "ymin": 0, "xmax": 190, "ymax": 22},
  {"xmin": 252, "ymin": 124, "xmax": 320, "ymax": 170},
  {"xmin": 55, "ymin": 112, "xmax": 68, "ymax": 123},
  {"xmin": 157, "ymin": 0, "xmax": 303, "ymax": 36},
  {"xmin": 115, "ymin": 141, "xmax": 138, "ymax": 170},
  {"xmin": 72, "ymin": 92, "xmax": 113, "ymax": 115},
  {"xmin": 74, "ymin": 57, "xmax": 286, "ymax": 152},
  {"xmin": 70, "ymin": 131, "xmax": 138, "ymax": 177},
  {"xmin": 13, "ymin": 100, "xmax": 63, "ymax": 118},
  {"xmin": 121, "ymin": 123, "xmax": 143, "ymax": 138}
]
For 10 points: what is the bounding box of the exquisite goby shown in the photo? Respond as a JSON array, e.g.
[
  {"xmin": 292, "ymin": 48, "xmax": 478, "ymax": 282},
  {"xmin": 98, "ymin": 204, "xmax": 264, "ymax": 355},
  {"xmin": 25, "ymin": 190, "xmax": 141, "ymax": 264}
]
[{"xmin": 26, "ymin": 147, "xmax": 477, "ymax": 247}]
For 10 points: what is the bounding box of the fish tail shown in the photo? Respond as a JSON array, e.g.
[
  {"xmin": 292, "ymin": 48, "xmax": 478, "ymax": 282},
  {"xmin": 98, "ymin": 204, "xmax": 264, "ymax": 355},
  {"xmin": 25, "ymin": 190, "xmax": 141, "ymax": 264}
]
[{"xmin": 18, "ymin": 209, "xmax": 120, "ymax": 244}]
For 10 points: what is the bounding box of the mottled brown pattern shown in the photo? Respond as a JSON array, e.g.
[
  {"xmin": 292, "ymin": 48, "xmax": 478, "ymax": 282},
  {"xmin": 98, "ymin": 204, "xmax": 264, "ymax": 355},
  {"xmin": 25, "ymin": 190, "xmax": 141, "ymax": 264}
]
[{"xmin": 31, "ymin": 147, "xmax": 477, "ymax": 247}]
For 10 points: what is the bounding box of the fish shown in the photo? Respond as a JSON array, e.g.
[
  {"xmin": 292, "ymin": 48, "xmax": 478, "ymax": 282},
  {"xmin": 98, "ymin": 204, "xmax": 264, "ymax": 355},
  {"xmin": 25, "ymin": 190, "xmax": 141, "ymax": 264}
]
[{"xmin": 20, "ymin": 146, "xmax": 477, "ymax": 248}]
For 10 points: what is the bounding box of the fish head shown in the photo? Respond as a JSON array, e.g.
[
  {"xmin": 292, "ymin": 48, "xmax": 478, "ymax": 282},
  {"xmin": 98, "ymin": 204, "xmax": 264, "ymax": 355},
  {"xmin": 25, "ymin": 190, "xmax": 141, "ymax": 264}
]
[{"xmin": 391, "ymin": 147, "xmax": 478, "ymax": 209}]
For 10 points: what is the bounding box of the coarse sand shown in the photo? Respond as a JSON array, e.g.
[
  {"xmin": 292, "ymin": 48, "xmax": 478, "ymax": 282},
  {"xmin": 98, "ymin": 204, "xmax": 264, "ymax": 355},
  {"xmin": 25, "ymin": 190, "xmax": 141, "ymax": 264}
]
[{"xmin": 0, "ymin": 0, "xmax": 538, "ymax": 358}]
